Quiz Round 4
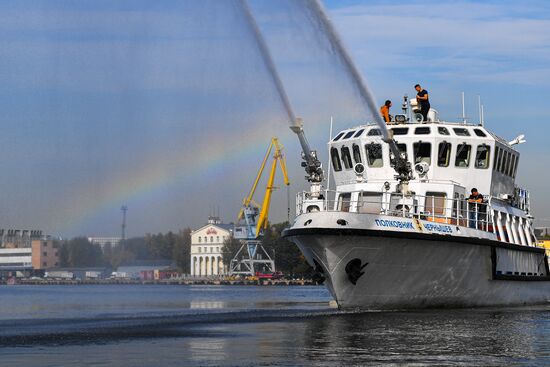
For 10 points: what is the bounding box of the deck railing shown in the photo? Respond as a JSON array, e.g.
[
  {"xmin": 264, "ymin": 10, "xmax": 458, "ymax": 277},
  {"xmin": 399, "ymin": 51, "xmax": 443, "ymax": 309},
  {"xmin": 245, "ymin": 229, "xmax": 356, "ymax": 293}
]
[{"xmin": 296, "ymin": 190, "xmax": 493, "ymax": 231}]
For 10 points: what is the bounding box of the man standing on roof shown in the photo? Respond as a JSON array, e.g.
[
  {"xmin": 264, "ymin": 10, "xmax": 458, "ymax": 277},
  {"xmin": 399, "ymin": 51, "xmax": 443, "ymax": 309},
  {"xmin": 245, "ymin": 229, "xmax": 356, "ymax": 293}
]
[
  {"xmin": 415, "ymin": 84, "xmax": 430, "ymax": 122},
  {"xmin": 380, "ymin": 100, "xmax": 392, "ymax": 123}
]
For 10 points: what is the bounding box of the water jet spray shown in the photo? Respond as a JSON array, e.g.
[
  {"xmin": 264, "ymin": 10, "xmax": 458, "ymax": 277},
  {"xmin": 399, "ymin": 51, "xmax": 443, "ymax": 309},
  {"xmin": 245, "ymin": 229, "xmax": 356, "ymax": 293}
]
[
  {"xmin": 305, "ymin": 0, "xmax": 413, "ymax": 187},
  {"xmin": 238, "ymin": 0, "xmax": 324, "ymax": 192}
]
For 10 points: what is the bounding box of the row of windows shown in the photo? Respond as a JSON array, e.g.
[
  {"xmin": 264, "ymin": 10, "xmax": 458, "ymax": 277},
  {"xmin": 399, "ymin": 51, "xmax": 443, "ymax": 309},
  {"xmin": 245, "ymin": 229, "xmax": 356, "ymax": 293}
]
[
  {"xmin": 198, "ymin": 246, "xmax": 221, "ymax": 253},
  {"xmin": 494, "ymin": 146, "xmax": 519, "ymax": 178},
  {"xmin": 197, "ymin": 235, "xmax": 226, "ymax": 243},
  {"xmin": 331, "ymin": 141, "xmax": 492, "ymax": 171},
  {"xmin": 333, "ymin": 126, "xmax": 487, "ymax": 141}
]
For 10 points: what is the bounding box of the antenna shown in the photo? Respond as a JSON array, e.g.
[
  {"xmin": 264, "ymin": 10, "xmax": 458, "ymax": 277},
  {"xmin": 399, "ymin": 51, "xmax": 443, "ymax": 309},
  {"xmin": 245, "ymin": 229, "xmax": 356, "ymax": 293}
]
[
  {"xmin": 120, "ymin": 205, "xmax": 128, "ymax": 242},
  {"xmin": 326, "ymin": 116, "xmax": 333, "ymax": 192},
  {"xmin": 481, "ymin": 105, "xmax": 485, "ymax": 126},
  {"xmin": 478, "ymin": 95, "xmax": 482, "ymax": 126},
  {"xmin": 461, "ymin": 92, "xmax": 467, "ymax": 123}
]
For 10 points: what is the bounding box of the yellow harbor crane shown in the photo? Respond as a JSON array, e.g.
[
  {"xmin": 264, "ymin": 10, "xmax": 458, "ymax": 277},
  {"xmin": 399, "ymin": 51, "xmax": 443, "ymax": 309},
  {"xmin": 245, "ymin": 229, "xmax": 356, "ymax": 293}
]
[{"xmin": 231, "ymin": 137, "xmax": 290, "ymax": 276}]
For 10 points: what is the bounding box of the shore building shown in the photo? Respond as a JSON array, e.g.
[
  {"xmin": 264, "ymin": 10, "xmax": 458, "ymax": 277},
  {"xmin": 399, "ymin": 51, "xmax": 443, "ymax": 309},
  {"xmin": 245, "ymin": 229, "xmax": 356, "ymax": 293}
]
[
  {"xmin": 88, "ymin": 236, "xmax": 122, "ymax": 250},
  {"xmin": 0, "ymin": 229, "xmax": 59, "ymax": 271},
  {"xmin": 190, "ymin": 216, "xmax": 232, "ymax": 276}
]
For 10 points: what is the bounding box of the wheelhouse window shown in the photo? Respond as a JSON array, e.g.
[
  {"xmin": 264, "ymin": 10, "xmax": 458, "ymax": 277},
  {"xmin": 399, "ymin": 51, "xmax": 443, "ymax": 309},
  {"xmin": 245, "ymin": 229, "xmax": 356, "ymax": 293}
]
[
  {"xmin": 343, "ymin": 131, "xmax": 355, "ymax": 139},
  {"xmin": 341, "ymin": 146, "xmax": 353, "ymax": 169},
  {"xmin": 503, "ymin": 151, "xmax": 510, "ymax": 173},
  {"xmin": 367, "ymin": 128, "xmax": 381, "ymax": 136},
  {"xmin": 453, "ymin": 128, "xmax": 470, "ymax": 136},
  {"xmin": 508, "ymin": 152, "xmax": 515, "ymax": 176},
  {"xmin": 455, "ymin": 144, "xmax": 471, "ymax": 167},
  {"xmin": 509, "ymin": 155, "xmax": 516, "ymax": 177},
  {"xmin": 413, "ymin": 142, "xmax": 431, "ymax": 164},
  {"xmin": 475, "ymin": 145, "xmax": 491, "ymax": 169},
  {"xmin": 353, "ymin": 129, "xmax": 365, "ymax": 138},
  {"xmin": 438, "ymin": 127, "xmax": 450, "ymax": 135},
  {"xmin": 414, "ymin": 127, "xmax": 430, "ymax": 135},
  {"xmin": 337, "ymin": 193, "xmax": 351, "ymax": 212},
  {"xmin": 493, "ymin": 147, "xmax": 500, "ymax": 171},
  {"xmin": 437, "ymin": 142, "xmax": 451, "ymax": 167},
  {"xmin": 330, "ymin": 147, "xmax": 342, "ymax": 172},
  {"xmin": 390, "ymin": 143, "xmax": 408, "ymax": 166},
  {"xmin": 392, "ymin": 127, "xmax": 408, "ymax": 135},
  {"xmin": 425, "ymin": 192, "xmax": 447, "ymax": 216},
  {"xmin": 352, "ymin": 144, "xmax": 362, "ymax": 164},
  {"xmin": 474, "ymin": 128, "xmax": 487, "ymax": 137},
  {"xmin": 365, "ymin": 143, "xmax": 383, "ymax": 167},
  {"xmin": 333, "ymin": 132, "xmax": 345, "ymax": 141},
  {"xmin": 512, "ymin": 156, "xmax": 519, "ymax": 178},
  {"xmin": 502, "ymin": 152, "xmax": 512, "ymax": 175},
  {"xmin": 497, "ymin": 148, "xmax": 505, "ymax": 173}
]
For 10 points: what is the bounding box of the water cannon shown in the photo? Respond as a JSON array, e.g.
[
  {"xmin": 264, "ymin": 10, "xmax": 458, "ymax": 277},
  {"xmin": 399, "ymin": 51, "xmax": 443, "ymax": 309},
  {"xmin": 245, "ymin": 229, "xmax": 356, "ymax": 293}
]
[
  {"xmin": 290, "ymin": 118, "xmax": 324, "ymax": 185},
  {"xmin": 508, "ymin": 134, "xmax": 526, "ymax": 146}
]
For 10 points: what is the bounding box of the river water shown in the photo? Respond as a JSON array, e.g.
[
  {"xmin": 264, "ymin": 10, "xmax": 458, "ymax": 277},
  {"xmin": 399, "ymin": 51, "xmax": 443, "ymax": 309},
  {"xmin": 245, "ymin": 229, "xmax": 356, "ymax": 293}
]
[{"xmin": 0, "ymin": 285, "xmax": 549, "ymax": 366}]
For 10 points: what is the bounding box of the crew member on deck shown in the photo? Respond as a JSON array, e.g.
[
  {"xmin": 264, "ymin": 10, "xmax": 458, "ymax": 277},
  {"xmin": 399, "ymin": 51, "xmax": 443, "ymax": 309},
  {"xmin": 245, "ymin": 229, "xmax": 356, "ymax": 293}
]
[
  {"xmin": 380, "ymin": 100, "xmax": 392, "ymax": 123},
  {"xmin": 468, "ymin": 188, "xmax": 484, "ymax": 229},
  {"xmin": 415, "ymin": 84, "xmax": 430, "ymax": 122}
]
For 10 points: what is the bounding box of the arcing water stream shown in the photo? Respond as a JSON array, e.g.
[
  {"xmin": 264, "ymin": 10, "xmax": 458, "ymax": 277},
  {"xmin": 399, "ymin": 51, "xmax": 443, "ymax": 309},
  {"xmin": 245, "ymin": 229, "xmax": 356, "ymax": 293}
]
[
  {"xmin": 239, "ymin": 0, "xmax": 402, "ymax": 182},
  {"xmin": 240, "ymin": 0, "xmax": 390, "ymax": 141},
  {"xmin": 305, "ymin": 0, "xmax": 391, "ymax": 141},
  {"xmin": 238, "ymin": 0, "xmax": 296, "ymax": 124}
]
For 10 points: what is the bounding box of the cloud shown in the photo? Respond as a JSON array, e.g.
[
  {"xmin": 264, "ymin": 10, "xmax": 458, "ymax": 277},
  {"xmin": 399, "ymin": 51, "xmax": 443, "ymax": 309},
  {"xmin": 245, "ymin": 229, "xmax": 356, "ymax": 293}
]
[{"xmin": 329, "ymin": 1, "xmax": 550, "ymax": 85}]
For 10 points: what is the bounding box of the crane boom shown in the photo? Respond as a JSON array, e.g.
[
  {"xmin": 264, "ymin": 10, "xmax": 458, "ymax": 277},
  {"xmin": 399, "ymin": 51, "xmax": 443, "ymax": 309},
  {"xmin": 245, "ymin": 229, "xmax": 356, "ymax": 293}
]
[
  {"xmin": 255, "ymin": 138, "xmax": 289, "ymax": 233},
  {"xmin": 237, "ymin": 141, "xmax": 274, "ymax": 222},
  {"xmin": 237, "ymin": 137, "xmax": 290, "ymax": 239}
]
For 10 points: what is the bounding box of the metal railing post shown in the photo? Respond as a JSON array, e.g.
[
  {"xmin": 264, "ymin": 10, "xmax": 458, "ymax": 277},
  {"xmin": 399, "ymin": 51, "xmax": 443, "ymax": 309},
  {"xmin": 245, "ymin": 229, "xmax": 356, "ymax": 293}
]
[
  {"xmin": 455, "ymin": 199, "xmax": 460, "ymax": 226},
  {"xmin": 475, "ymin": 203, "xmax": 478, "ymax": 230},
  {"xmin": 466, "ymin": 201, "xmax": 470, "ymax": 228}
]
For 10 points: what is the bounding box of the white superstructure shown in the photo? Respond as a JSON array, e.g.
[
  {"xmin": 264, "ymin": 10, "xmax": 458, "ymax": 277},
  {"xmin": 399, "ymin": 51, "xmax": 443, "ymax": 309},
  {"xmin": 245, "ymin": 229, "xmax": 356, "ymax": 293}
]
[{"xmin": 319, "ymin": 115, "xmax": 531, "ymax": 246}]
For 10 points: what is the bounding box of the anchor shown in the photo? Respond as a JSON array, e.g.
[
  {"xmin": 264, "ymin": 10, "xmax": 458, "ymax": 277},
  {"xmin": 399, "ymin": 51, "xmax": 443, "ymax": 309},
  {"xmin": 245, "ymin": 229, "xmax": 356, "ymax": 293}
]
[{"xmin": 345, "ymin": 258, "xmax": 368, "ymax": 285}]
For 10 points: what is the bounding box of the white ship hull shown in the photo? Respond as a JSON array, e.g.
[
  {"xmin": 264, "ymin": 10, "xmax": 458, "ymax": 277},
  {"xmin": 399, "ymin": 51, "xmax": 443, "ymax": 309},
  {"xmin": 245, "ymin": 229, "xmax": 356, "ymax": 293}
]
[{"xmin": 284, "ymin": 212, "xmax": 550, "ymax": 309}]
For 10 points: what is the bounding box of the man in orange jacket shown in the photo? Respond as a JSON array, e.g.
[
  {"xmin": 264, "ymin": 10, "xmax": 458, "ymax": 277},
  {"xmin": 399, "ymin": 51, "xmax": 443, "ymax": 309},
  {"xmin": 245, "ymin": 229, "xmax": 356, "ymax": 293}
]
[{"xmin": 380, "ymin": 100, "xmax": 392, "ymax": 123}]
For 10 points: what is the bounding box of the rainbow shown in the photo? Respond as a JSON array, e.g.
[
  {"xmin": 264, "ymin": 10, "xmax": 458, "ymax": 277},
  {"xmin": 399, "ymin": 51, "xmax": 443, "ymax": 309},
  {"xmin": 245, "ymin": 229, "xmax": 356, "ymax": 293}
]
[{"xmin": 56, "ymin": 118, "xmax": 328, "ymax": 236}]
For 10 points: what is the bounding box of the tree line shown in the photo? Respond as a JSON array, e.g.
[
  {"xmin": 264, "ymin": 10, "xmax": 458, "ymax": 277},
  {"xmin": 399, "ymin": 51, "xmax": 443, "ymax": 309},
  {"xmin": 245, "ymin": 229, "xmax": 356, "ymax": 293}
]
[
  {"xmin": 59, "ymin": 228, "xmax": 191, "ymax": 272},
  {"xmin": 59, "ymin": 223, "xmax": 313, "ymax": 276}
]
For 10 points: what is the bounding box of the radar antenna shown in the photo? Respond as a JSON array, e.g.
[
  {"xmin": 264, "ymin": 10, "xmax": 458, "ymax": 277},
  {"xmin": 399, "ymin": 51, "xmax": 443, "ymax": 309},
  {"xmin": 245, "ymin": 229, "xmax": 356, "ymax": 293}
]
[{"xmin": 509, "ymin": 134, "xmax": 526, "ymax": 146}]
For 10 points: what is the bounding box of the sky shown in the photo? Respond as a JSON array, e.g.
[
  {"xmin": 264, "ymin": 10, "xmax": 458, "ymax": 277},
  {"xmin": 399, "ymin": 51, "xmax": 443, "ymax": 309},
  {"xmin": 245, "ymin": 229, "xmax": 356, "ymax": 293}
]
[{"xmin": 0, "ymin": 0, "xmax": 549, "ymax": 237}]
